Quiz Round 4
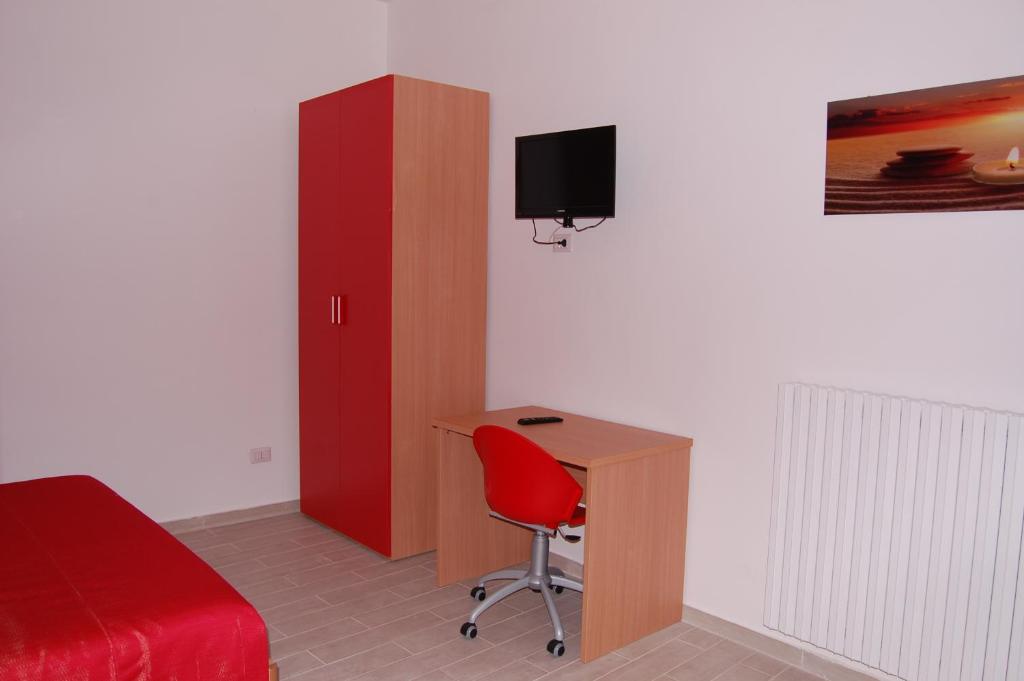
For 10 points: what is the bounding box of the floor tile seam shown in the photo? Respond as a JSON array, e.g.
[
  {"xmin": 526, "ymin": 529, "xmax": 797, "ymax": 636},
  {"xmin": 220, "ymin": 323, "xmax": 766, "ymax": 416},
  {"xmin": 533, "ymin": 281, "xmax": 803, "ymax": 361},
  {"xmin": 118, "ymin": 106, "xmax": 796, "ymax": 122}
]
[
  {"xmin": 246, "ymin": 580, "xmax": 337, "ymax": 604},
  {"xmin": 205, "ymin": 545, "xmax": 307, "ymax": 569},
  {"xmin": 181, "ymin": 542, "xmax": 236, "ymax": 553},
  {"xmin": 658, "ymin": 641, "xmax": 727, "ymax": 681},
  {"xmin": 703, "ymin": 636, "xmax": 726, "ymax": 651},
  {"xmin": 269, "ymin": 613, "xmax": 341, "ymax": 638},
  {"xmin": 431, "ymin": 600, "xmax": 526, "ymax": 628},
  {"xmin": 408, "ymin": 668, "xmax": 457, "ymax": 681},
  {"xmin": 739, "ymin": 653, "xmax": 789, "ymax": 674},
  {"xmin": 292, "ymin": 534, "xmax": 357, "ymax": 549},
  {"xmin": 391, "ymin": 639, "xmax": 415, "ymax": 655},
  {"xmin": 254, "ymin": 548, "xmax": 348, "ymax": 569},
  {"xmin": 269, "ymin": 594, "xmax": 396, "ymax": 635},
  {"xmin": 606, "ymin": 634, "xmax": 702, "ymax": 675},
  {"xmin": 666, "ymin": 630, "xmax": 716, "ymax": 660},
  {"xmin": 229, "ymin": 535, "xmax": 309, "ymax": 552},
  {"xmin": 351, "ymin": 592, "xmax": 471, "ymax": 628},
  {"xmin": 273, "ymin": 615, "xmax": 373, "ymax": 653},
  {"xmin": 706, "ymin": 660, "xmax": 749, "ymax": 681},
  {"xmin": 383, "ymin": 583, "xmax": 447, "ymax": 601},
  {"xmin": 323, "ymin": 561, "xmax": 428, "ymax": 589},
  {"xmin": 317, "ymin": 583, "xmax": 414, "ymax": 606},
  {"xmin": 505, "ymin": 596, "xmax": 581, "ymax": 619},
  {"xmin": 256, "ymin": 570, "xmax": 371, "ymax": 602},
  {"xmin": 212, "ymin": 511, "xmax": 304, "ymax": 523},
  {"xmin": 262, "ymin": 602, "xmax": 328, "ymax": 625},
  {"xmin": 348, "ymin": 637, "xmax": 494, "ymax": 681},
  {"xmin": 255, "ymin": 550, "xmax": 332, "ymax": 569},
  {"xmin": 210, "ymin": 524, "xmax": 316, "ymax": 544},
  {"xmin": 518, "ymin": 659, "xmax": 546, "ymax": 674},
  {"xmin": 475, "ymin": 618, "xmax": 580, "ymax": 650},
  {"xmin": 304, "ymin": 639, "xmax": 415, "ymax": 676},
  {"xmin": 199, "ymin": 524, "xmax": 294, "ymax": 540},
  {"xmin": 281, "ymin": 652, "xmax": 332, "ymax": 680},
  {"xmin": 217, "ymin": 534, "xmax": 310, "ymax": 550},
  {"xmin": 767, "ymin": 667, "xmax": 808, "ymax": 681},
  {"xmin": 226, "ymin": 526, "xmax": 327, "ymax": 543},
  {"xmin": 274, "ymin": 650, "xmax": 327, "ymax": 679},
  {"xmin": 391, "ymin": 605, "xmax": 526, "ymax": 653},
  {"xmin": 265, "ymin": 597, "xmax": 358, "ymax": 636},
  {"xmin": 393, "ymin": 620, "xmax": 504, "ymax": 660},
  {"xmin": 480, "ymin": 658, "xmax": 546, "ymax": 680},
  {"xmin": 230, "ymin": 556, "xmax": 336, "ymax": 582},
  {"xmin": 241, "ymin": 576, "xmax": 297, "ymax": 595},
  {"xmin": 474, "ymin": 609, "xmax": 579, "ymax": 646},
  {"xmin": 535, "ymin": 652, "xmax": 628, "ymax": 680}
]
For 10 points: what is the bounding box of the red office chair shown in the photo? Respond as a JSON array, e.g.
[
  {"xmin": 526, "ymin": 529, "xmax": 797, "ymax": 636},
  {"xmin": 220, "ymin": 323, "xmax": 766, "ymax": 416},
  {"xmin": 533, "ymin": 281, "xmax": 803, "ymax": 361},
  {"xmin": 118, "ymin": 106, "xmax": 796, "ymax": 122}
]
[{"xmin": 459, "ymin": 425, "xmax": 586, "ymax": 657}]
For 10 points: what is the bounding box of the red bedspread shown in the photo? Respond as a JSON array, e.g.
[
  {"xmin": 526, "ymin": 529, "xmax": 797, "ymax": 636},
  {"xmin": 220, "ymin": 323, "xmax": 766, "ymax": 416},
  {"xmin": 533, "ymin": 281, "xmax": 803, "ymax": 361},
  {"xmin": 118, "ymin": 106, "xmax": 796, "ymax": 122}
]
[{"xmin": 0, "ymin": 475, "xmax": 268, "ymax": 680}]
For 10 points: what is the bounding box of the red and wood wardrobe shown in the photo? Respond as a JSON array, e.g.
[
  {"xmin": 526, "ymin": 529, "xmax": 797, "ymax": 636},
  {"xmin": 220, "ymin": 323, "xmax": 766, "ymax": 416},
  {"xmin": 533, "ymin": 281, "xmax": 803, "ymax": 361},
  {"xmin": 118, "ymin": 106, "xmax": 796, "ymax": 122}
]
[{"xmin": 298, "ymin": 75, "xmax": 488, "ymax": 558}]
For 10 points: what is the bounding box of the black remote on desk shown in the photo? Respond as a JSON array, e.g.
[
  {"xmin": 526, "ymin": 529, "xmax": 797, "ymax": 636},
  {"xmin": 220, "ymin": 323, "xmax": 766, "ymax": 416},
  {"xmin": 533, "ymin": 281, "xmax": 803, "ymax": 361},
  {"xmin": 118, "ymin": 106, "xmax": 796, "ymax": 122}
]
[{"xmin": 516, "ymin": 416, "xmax": 564, "ymax": 426}]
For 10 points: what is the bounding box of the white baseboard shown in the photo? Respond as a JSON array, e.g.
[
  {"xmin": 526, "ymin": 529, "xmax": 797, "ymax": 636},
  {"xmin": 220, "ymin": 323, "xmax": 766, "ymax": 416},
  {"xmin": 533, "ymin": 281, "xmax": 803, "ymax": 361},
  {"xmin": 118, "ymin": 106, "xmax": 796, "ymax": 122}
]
[{"xmin": 161, "ymin": 499, "xmax": 300, "ymax": 535}]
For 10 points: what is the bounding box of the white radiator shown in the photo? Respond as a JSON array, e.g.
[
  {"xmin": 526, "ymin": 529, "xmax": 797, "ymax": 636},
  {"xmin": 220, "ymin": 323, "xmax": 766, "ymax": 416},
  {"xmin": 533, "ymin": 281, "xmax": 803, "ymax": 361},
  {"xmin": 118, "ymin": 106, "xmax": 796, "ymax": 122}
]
[{"xmin": 765, "ymin": 383, "xmax": 1024, "ymax": 681}]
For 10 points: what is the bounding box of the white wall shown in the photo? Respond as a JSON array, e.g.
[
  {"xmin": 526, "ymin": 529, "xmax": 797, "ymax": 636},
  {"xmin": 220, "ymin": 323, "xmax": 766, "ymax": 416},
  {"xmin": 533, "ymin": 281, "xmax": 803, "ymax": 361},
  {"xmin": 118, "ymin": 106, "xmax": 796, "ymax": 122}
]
[
  {"xmin": 388, "ymin": 0, "xmax": 1024, "ymax": 655},
  {"xmin": 0, "ymin": 0, "xmax": 387, "ymax": 520}
]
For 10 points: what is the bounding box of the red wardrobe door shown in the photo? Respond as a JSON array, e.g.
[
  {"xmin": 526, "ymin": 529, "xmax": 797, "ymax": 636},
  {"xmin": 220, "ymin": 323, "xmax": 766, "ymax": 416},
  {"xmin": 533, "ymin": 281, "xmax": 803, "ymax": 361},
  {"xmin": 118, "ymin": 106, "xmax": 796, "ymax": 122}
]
[
  {"xmin": 335, "ymin": 77, "xmax": 394, "ymax": 555},
  {"xmin": 298, "ymin": 94, "xmax": 343, "ymax": 528}
]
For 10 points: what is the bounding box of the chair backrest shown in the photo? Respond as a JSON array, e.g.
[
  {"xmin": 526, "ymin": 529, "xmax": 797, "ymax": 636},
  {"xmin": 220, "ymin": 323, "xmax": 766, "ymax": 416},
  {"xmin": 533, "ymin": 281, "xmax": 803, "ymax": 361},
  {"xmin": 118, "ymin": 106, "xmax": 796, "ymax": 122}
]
[{"xmin": 472, "ymin": 425, "xmax": 583, "ymax": 529}]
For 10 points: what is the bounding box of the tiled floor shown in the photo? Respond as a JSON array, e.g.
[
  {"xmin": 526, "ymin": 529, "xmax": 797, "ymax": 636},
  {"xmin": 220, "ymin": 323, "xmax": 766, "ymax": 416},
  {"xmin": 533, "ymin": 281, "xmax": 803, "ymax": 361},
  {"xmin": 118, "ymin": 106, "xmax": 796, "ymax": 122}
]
[{"xmin": 175, "ymin": 513, "xmax": 823, "ymax": 681}]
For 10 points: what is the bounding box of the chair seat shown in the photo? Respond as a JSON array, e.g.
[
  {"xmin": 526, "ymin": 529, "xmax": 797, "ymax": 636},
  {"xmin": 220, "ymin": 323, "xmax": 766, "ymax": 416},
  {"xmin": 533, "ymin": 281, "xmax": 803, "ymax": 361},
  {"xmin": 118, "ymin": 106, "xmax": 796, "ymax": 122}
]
[{"xmin": 567, "ymin": 505, "xmax": 586, "ymax": 527}]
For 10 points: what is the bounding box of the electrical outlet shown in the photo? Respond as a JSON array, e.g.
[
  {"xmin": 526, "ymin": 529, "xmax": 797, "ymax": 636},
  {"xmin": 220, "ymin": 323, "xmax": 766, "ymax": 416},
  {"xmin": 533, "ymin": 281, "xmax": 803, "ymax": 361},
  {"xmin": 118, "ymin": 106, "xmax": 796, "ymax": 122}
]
[
  {"xmin": 553, "ymin": 234, "xmax": 573, "ymax": 253},
  {"xmin": 249, "ymin": 447, "xmax": 272, "ymax": 464}
]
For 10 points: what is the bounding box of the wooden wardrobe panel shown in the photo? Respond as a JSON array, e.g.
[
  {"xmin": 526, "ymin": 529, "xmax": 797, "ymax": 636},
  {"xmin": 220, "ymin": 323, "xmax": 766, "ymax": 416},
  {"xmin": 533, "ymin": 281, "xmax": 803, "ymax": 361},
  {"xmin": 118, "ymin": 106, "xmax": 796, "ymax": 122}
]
[{"xmin": 389, "ymin": 76, "xmax": 489, "ymax": 558}]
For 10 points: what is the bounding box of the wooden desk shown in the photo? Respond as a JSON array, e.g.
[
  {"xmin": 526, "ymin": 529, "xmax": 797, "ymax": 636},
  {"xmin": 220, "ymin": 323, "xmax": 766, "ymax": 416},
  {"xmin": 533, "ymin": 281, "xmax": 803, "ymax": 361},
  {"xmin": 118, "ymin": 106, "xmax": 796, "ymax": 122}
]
[{"xmin": 433, "ymin": 406, "xmax": 692, "ymax": 662}]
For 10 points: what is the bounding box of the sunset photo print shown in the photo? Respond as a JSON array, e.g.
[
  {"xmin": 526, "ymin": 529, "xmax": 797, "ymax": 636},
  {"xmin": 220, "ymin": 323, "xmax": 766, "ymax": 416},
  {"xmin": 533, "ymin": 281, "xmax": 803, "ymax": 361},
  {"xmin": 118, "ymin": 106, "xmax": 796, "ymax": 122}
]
[{"xmin": 825, "ymin": 74, "xmax": 1024, "ymax": 215}]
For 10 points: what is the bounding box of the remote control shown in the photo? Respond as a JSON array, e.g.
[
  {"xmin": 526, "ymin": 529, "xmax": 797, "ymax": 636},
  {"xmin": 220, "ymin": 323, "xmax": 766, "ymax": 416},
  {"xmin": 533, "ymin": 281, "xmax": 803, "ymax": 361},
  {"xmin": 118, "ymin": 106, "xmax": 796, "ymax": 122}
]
[{"xmin": 516, "ymin": 416, "xmax": 564, "ymax": 426}]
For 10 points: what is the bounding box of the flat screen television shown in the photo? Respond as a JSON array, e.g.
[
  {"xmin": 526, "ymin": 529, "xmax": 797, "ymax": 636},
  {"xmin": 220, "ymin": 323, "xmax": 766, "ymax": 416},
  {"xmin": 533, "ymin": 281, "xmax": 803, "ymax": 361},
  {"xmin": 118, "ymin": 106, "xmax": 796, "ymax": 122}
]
[{"xmin": 515, "ymin": 125, "xmax": 616, "ymax": 223}]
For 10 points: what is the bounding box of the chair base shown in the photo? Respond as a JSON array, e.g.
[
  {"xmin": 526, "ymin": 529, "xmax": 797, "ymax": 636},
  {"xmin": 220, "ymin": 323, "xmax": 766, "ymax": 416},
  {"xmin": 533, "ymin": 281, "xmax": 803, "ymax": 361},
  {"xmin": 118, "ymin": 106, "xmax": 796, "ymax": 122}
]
[{"xmin": 464, "ymin": 530, "xmax": 583, "ymax": 646}]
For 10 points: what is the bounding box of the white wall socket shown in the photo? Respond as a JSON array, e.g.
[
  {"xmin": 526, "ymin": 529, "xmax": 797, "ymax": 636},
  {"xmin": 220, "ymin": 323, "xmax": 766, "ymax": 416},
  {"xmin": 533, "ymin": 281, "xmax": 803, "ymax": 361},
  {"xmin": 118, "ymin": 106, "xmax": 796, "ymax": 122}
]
[
  {"xmin": 249, "ymin": 446, "xmax": 272, "ymax": 464},
  {"xmin": 553, "ymin": 233, "xmax": 573, "ymax": 253}
]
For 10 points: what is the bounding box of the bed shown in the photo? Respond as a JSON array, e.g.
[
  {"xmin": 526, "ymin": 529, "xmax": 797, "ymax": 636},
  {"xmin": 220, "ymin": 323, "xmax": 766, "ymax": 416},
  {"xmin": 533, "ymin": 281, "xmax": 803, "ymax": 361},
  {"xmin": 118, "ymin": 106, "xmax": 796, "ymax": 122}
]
[{"xmin": 0, "ymin": 475, "xmax": 275, "ymax": 680}]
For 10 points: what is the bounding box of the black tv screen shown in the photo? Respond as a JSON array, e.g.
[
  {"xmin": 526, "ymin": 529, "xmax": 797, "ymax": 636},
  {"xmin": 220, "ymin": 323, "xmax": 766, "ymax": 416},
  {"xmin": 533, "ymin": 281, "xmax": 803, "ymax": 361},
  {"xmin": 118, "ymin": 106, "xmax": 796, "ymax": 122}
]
[{"xmin": 515, "ymin": 125, "xmax": 615, "ymax": 220}]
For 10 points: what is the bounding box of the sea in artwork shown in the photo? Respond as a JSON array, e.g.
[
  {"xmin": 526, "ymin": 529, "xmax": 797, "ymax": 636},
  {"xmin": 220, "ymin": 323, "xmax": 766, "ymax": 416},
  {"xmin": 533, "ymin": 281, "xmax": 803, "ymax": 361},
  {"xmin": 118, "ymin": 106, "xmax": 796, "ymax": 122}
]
[{"xmin": 824, "ymin": 75, "xmax": 1024, "ymax": 215}]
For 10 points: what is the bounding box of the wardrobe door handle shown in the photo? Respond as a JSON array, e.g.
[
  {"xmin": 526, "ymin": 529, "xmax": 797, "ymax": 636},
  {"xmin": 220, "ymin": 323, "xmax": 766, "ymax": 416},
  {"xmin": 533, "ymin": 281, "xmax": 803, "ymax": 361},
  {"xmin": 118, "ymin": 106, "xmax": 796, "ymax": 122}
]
[
  {"xmin": 338, "ymin": 295, "xmax": 347, "ymax": 325},
  {"xmin": 330, "ymin": 295, "xmax": 336, "ymax": 324}
]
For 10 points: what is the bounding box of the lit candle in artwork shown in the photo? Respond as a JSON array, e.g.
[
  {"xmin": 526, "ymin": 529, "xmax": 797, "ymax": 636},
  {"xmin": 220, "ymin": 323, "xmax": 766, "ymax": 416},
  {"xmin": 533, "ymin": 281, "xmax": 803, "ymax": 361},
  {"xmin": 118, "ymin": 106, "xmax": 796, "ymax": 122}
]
[{"xmin": 972, "ymin": 147, "xmax": 1024, "ymax": 185}]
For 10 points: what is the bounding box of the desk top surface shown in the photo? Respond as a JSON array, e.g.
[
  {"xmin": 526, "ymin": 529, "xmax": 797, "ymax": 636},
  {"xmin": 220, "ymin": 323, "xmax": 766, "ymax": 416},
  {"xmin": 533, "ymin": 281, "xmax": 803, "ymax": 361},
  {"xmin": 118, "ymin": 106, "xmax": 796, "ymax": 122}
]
[{"xmin": 432, "ymin": 406, "xmax": 692, "ymax": 469}]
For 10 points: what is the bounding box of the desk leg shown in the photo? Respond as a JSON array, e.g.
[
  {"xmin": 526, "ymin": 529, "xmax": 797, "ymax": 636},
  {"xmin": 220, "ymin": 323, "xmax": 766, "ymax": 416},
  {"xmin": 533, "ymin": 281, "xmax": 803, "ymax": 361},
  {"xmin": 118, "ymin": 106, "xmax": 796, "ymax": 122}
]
[
  {"xmin": 436, "ymin": 429, "xmax": 531, "ymax": 586},
  {"xmin": 580, "ymin": 446, "xmax": 690, "ymax": 662}
]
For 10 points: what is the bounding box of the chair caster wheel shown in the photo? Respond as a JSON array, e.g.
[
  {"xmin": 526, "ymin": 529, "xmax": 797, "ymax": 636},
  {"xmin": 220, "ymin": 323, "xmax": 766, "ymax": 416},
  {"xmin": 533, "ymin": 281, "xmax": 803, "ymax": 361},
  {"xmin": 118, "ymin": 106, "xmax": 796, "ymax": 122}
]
[
  {"xmin": 547, "ymin": 639, "xmax": 565, "ymax": 657},
  {"xmin": 460, "ymin": 622, "xmax": 478, "ymax": 639},
  {"xmin": 470, "ymin": 586, "xmax": 486, "ymax": 601},
  {"xmin": 551, "ymin": 585, "xmax": 564, "ymax": 594}
]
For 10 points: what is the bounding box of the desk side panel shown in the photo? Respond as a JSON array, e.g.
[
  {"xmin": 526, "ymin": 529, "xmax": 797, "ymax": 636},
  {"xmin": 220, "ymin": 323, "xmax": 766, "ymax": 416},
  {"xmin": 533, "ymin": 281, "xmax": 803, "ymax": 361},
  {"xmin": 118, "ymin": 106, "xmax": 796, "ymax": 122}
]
[
  {"xmin": 436, "ymin": 429, "xmax": 531, "ymax": 586},
  {"xmin": 580, "ymin": 445, "xmax": 690, "ymax": 661}
]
